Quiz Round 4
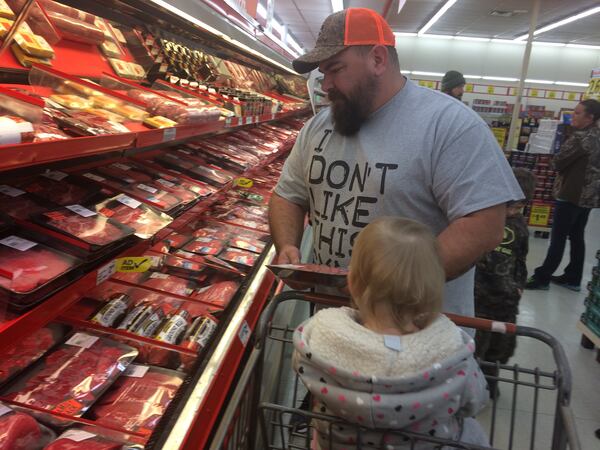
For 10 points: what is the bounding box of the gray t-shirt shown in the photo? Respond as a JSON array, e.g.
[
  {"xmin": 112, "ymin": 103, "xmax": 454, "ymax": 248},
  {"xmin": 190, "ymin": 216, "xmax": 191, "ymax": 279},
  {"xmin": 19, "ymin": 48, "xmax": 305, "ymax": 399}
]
[{"xmin": 275, "ymin": 79, "xmax": 523, "ymax": 316}]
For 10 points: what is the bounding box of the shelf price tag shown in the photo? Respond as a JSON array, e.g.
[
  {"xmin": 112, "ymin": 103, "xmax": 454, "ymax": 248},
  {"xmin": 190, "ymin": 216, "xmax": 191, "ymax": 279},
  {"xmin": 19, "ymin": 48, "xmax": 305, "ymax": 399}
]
[
  {"xmin": 465, "ymin": 83, "xmax": 474, "ymax": 93},
  {"xmin": 225, "ymin": 117, "xmax": 232, "ymax": 127},
  {"xmin": 245, "ymin": 116, "xmax": 253, "ymax": 125},
  {"xmin": 487, "ymin": 85, "xmax": 495, "ymax": 94},
  {"xmin": 42, "ymin": 170, "xmax": 68, "ymax": 181},
  {"xmin": 530, "ymin": 89, "xmax": 539, "ymax": 97},
  {"xmin": 162, "ymin": 127, "xmax": 177, "ymax": 142},
  {"xmin": 238, "ymin": 320, "xmax": 251, "ymax": 347},
  {"xmin": 529, "ymin": 204, "xmax": 551, "ymax": 227},
  {"xmin": 567, "ymin": 92, "xmax": 577, "ymax": 101},
  {"xmin": 96, "ymin": 259, "xmax": 116, "ymax": 285},
  {"xmin": 116, "ymin": 195, "xmax": 141, "ymax": 209},
  {"xmin": 548, "ymin": 91, "xmax": 557, "ymax": 99}
]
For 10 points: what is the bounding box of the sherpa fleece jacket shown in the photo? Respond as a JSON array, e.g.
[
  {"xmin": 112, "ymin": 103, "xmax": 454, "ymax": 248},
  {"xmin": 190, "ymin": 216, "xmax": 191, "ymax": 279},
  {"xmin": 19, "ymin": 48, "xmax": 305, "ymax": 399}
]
[{"xmin": 292, "ymin": 307, "xmax": 489, "ymax": 450}]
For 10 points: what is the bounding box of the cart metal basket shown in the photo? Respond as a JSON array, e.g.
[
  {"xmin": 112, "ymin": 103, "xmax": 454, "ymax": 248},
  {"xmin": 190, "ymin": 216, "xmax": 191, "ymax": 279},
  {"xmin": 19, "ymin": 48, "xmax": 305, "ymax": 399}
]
[{"xmin": 210, "ymin": 291, "xmax": 581, "ymax": 450}]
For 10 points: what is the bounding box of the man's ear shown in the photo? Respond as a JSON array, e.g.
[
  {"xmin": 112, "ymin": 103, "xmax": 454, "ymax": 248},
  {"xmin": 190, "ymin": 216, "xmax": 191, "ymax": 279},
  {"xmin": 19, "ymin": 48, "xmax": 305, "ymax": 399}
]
[{"xmin": 369, "ymin": 45, "xmax": 389, "ymax": 76}]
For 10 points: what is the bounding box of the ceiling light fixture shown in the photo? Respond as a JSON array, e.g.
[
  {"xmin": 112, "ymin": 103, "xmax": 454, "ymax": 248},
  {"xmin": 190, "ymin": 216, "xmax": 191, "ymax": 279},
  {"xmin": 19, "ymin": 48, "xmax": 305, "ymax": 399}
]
[
  {"xmin": 525, "ymin": 79, "xmax": 554, "ymax": 84},
  {"xmin": 566, "ymin": 43, "xmax": 600, "ymax": 50},
  {"xmin": 331, "ymin": 0, "xmax": 344, "ymax": 13},
  {"xmin": 491, "ymin": 39, "xmax": 526, "ymax": 45},
  {"xmin": 424, "ymin": 34, "xmax": 454, "ymax": 40},
  {"xmin": 454, "ymin": 36, "xmax": 491, "ymax": 42},
  {"xmin": 532, "ymin": 41, "xmax": 566, "ymax": 47},
  {"xmin": 464, "ymin": 75, "xmax": 482, "ymax": 79},
  {"xmin": 555, "ymin": 81, "xmax": 589, "ymax": 87},
  {"xmin": 394, "ymin": 32, "xmax": 418, "ymax": 37},
  {"xmin": 418, "ymin": 0, "xmax": 457, "ymax": 36},
  {"xmin": 515, "ymin": 5, "xmax": 600, "ymax": 40},
  {"xmin": 483, "ymin": 76, "xmax": 519, "ymax": 82},
  {"xmin": 411, "ymin": 71, "xmax": 445, "ymax": 76}
]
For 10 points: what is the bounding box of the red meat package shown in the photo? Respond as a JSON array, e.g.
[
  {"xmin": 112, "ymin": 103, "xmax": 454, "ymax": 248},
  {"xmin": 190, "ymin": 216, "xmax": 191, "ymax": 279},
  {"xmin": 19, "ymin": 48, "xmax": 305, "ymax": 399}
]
[
  {"xmin": 150, "ymin": 232, "xmax": 193, "ymax": 253},
  {"xmin": 2, "ymin": 333, "xmax": 138, "ymax": 424},
  {"xmin": 141, "ymin": 272, "xmax": 196, "ymax": 297},
  {"xmin": 44, "ymin": 428, "xmax": 124, "ymax": 450},
  {"xmin": 0, "ymin": 325, "xmax": 65, "ymax": 385},
  {"xmin": 90, "ymin": 366, "xmax": 184, "ymax": 434},
  {"xmin": 0, "ymin": 402, "xmax": 56, "ymax": 450},
  {"xmin": 0, "ymin": 185, "xmax": 50, "ymax": 220},
  {"xmin": 162, "ymin": 255, "xmax": 208, "ymax": 282},
  {"xmin": 218, "ymin": 247, "xmax": 258, "ymax": 270},
  {"xmin": 19, "ymin": 172, "xmax": 98, "ymax": 206},
  {"xmin": 182, "ymin": 238, "xmax": 224, "ymax": 256},
  {"xmin": 94, "ymin": 195, "xmax": 173, "ymax": 240},
  {"xmin": 36, "ymin": 207, "xmax": 135, "ymax": 249},
  {"xmin": 0, "ymin": 235, "xmax": 81, "ymax": 309},
  {"xmin": 193, "ymin": 281, "xmax": 240, "ymax": 308},
  {"xmin": 230, "ymin": 237, "xmax": 266, "ymax": 254}
]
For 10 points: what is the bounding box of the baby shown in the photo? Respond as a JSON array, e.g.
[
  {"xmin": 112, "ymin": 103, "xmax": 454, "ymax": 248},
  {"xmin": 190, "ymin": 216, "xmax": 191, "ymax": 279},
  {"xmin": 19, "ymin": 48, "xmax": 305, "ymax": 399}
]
[{"xmin": 293, "ymin": 217, "xmax": 488, "ymax": 449}]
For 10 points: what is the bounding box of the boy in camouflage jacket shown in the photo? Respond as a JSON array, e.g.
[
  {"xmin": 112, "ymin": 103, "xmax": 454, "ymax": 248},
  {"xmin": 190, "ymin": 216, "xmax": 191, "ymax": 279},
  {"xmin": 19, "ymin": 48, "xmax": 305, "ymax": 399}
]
[{"xmin": 474, "ymin": 168, "xmax": 536, "ymax": 396}]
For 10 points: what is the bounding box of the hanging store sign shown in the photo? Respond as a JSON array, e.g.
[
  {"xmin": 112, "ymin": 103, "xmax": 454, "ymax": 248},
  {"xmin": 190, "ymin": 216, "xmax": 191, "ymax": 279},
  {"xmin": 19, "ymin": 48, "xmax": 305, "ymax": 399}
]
[
  {"xmin": 530, "ymin": 89, "xmax": 539, "ymax": 97},
  {"xmin": 487, "ymin": 85, "xmax": 495, "ymax": 94},
  {"xmin": 465, "ymin": 83, "xmax": 474, "ymax": 92},
  {"xmin": 547, "ymin": 91, "xmax": 557, "ymax": 99},
  {"xmin": 584, "ymin": 70, "xmax": 600, "ymax": 100}
]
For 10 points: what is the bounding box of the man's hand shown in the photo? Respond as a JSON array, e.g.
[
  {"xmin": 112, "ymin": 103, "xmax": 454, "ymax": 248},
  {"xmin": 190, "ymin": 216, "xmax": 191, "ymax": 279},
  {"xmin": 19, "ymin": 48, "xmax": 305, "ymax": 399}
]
[{"xmin": 276, "ymin": 245, "xmax": 301, "ymax": 264}]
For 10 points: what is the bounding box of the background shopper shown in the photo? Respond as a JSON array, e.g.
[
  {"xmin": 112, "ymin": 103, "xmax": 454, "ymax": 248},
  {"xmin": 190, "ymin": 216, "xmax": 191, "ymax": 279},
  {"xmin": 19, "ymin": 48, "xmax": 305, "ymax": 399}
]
[
  {"xmin": 441, "ymin": 70, "xmax": 466, "ymax": 100},
  {"xmin": 269, "ymin": 8, "xmax": 523, "ymax": 317},
  {"xmin": 526, "ymin": 99, "xmax": 600, "ymax": 291}
]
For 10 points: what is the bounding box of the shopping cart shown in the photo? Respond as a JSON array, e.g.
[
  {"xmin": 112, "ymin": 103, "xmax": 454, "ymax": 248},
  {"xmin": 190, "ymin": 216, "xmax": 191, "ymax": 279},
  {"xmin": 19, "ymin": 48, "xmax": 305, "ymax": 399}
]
[{"xmin": 209, "ymin": 291, "xmax": 581, "ymax": 450}]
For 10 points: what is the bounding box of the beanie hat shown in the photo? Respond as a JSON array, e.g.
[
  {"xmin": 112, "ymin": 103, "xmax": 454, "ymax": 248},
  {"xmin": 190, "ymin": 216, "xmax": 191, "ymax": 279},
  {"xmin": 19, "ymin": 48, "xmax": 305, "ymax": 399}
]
[{"xmin": 441, "ymin": 70, "xmax": 466, "ymax": 92}]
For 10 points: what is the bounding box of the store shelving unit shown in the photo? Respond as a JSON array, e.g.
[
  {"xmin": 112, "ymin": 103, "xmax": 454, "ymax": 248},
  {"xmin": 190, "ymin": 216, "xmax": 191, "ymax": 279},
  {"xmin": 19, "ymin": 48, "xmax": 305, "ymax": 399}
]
[{"xmin": 579, "ymin": 249, "xmax": 600, "ymax": 363}]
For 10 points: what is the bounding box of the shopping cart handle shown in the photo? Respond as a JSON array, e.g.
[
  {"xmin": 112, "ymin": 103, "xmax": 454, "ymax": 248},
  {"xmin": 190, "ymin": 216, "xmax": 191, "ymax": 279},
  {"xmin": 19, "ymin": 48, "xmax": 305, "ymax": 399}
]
[{"xmin": 446, "ymin": 314, "xmax": 518, "ymax": 334}]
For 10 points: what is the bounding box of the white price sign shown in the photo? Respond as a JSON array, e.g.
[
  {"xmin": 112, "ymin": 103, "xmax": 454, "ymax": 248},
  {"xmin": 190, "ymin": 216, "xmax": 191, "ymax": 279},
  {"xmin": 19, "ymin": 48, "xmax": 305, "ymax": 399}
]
[
  {"xmin": 0, "ymin": 185, "xmax": 25, "ymax": 197},
  {"xmin": 156, "ymin": 178, "xmax": 175, "ymax": 188},
  {"xmin": 42, "ymin": 170, "xmax": 68, "ymax": 181},
  {"xmin": 0, "ymin": 235, "xmax": 37, "ymax": 251},
  {"xmin": 163, "ymin": 127, "xmax": 177, "ymax": 142},
  {"xmin": 238, "ymin": 320, "xmax": 251, "ymax": 347},
  {"xmin": 83, "ymin": 172, "xmax": 105, "ymax": 182},
  {"xmin": 124, "ymin": 364, "xmax": 150, "ymax": 378},
  {"xmin": 112, "ymin": 163, "xmax": 132, "ymax": 171},
  {"xmin": 66, "ymin": 333, "xmax": 99, "ymax": 349},
  {"xmin": 96, "ymin": 259, "xmax": 116, "ymax": 285},
  {"xmin": 116, "ymin": 195, "xmax": 141, "ymax": 209},
  {"xmin": 66, "ymin": 204, "xmax": 97, "ymax": 217},
  {"xmin": 137, "ymin": 184, "xmax": 158, "ymax": 194},
  {"xmin": 58, "ymin": 430, "xmax": 96, "ymax": 442}
]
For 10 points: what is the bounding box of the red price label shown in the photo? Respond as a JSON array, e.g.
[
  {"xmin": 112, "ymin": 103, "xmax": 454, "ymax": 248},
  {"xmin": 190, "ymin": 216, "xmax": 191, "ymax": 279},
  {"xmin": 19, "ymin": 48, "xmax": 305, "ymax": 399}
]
[{"xmin": 53, "ymin": 399, "xmax": 83, "ymax": 416}]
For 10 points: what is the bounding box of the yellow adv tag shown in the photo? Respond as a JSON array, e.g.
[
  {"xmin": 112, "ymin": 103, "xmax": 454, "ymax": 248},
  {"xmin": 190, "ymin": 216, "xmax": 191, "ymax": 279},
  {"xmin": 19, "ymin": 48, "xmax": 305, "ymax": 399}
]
[
  {"xmin": 235, "ymin": 177, "xmax": 254, "ymax": 189},
  {"xmin": 115, "ymin": 256, "xmax": 157, "ymax": 273}
]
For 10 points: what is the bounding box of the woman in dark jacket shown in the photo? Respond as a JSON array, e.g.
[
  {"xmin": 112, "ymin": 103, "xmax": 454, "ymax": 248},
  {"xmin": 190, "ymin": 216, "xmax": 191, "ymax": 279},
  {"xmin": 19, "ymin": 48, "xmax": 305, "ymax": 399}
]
[{"xmin": 526, "ymin": 99, "xmax": 600, "ymax": 291}]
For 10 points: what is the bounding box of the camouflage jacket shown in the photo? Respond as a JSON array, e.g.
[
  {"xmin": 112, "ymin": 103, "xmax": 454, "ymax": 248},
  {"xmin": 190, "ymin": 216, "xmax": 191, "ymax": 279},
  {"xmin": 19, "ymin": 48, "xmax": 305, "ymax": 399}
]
[
  {"xmin": 553, "ymin": 125, "xmax": 600, "ymax": 209},
  {"xmin": 474, "ymin": 215, "xmax": 528, "ymax": 317}
]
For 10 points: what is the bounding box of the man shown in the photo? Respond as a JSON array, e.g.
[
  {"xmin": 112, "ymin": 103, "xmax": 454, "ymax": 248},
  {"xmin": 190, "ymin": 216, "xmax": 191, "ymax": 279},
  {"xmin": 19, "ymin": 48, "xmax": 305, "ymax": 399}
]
[
  {"xmin": 526, "ymin": 99, "xmax": 600, "ymax": 291},
  {"xmin": 442, "ymin": 70, "xmax": 466, "ymax": 100},
  {"xmin": 269, "ymin": 8, "xmax": 523, "ymax": 317}
]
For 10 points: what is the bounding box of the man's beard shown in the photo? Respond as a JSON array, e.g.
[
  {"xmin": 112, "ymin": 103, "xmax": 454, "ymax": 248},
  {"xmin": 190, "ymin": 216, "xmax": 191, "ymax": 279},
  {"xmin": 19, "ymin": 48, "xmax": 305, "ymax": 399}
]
[{"xmin": 329, "ymin": 76, "xmax": 378, "ymax": 136}]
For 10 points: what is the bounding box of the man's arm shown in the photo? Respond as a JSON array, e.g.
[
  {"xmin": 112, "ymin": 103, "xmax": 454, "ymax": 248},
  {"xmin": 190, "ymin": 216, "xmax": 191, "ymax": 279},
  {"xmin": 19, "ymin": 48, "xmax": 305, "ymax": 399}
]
[
  {"xmin": 269, "ymin": 193, "xmax": 307, "ymax": 264},
  {"xmin": 437, "ymin": 203, "xmax": 506, "ymax": 280}
]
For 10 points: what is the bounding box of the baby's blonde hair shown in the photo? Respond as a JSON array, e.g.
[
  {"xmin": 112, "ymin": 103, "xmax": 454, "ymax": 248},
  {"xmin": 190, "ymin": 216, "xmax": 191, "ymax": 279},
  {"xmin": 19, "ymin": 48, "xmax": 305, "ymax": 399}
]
[{"xmin": 349, "ymin": 217, "xmax": 445, "ymax": 330}]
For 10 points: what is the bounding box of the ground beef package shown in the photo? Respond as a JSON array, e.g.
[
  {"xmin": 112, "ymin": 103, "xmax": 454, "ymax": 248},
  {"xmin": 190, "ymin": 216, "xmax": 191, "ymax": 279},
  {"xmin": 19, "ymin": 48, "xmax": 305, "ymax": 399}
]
[
  {"xmin": 0, "ymin": 234, "xmax": 82, "ymax": 309},
  {"xmin": 90, "ymin": 366, "xmax": 184, "ymax": 434},
  {"xmin": 19, "ymin": 172, "xmax": 100, "ymax": 207},
  {"xmin": 0, "ymin": 402, "xmax": 56, "ymax": 450},
  {"xmin": 44, "ymin": 428, "xmax": 125, "ymax": 450},
  {"xmin": 192, "ymin": 281, "xmax": 240, "ymax": 308},
  {"xmin": 0, "ymin": 186, "xmax": 51, "ymax": 220},
  {"xmin": 0, "ymin": 324, "xmax": 66, "ymax": 386},
  {"xmin": 2, "ymin": 333, "xmax": 138, "ymax": 426}
]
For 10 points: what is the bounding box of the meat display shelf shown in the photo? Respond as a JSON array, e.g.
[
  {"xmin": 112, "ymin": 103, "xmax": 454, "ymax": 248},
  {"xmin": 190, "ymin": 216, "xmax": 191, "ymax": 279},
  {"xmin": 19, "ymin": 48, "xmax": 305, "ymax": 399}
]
[{"xmin": 0, "ymin": 108, "xmax": 308, "ymax": 172}]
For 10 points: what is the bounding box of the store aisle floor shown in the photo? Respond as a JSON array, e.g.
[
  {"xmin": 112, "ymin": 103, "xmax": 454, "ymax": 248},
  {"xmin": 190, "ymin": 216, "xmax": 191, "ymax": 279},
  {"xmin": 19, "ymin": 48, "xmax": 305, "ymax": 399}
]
[{"xmin": 498, "ymin": 208, "xmax": 600, "ymax": 449}]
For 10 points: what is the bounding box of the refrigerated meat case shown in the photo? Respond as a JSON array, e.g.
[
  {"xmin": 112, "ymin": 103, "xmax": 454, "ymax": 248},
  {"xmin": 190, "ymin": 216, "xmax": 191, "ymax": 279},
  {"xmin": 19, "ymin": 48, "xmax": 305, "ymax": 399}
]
[{"xmin": 0, "ymin": 1, "xmax": 310, "ymax": 448}]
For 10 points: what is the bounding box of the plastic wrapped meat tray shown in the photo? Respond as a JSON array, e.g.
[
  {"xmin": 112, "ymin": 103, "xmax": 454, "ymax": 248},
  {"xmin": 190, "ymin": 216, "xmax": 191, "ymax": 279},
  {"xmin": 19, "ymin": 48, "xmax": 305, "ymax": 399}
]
[
  {"xmin": 0, "ymin": 234, "xmax": 82, "ymax": 309},
  {"xmin": 0, "ymin": 402, "xmax": 56, "ymax": 450},
  {"xmin": 2, "ymin": 333, "xmax": 138, "ymax": 426},
  {"xmin": 0, "ymin": 324, "xmax": 66, "ymax": 386},
  {"xmin": 94, "ymin": 195, "xmax": 173, "ymax": 240},
  {"xmin": 112, "ymin": 271, "xmax": 197, "ymax": 298},
  {"xmin": 268, "ymin": 264, "xmax": 348, "ymax": 289},
  {"xmin": 0, "ymin": 185, "xmax": 50, "ymax": 220},
  {"xmin": 45, "ymin": 428, "xmax": 124, "ymax": 450},
  {"xmin": 90, "ymin": 366, "xmax": 184, "ymax": 434},
  {"xmin": 19, "ymin": 172, "xmax": 101, "ymax": 206},
  {"xmin": 192, "ymin": 281, "xmax": 240, "ymax": 309},
  {"xmin": 34, "ymin": 207, "xmax": 136, "ymax": 251},
  {"xmin": 154, "ymin": 153, "xmax": 234, "ymax": 187}
]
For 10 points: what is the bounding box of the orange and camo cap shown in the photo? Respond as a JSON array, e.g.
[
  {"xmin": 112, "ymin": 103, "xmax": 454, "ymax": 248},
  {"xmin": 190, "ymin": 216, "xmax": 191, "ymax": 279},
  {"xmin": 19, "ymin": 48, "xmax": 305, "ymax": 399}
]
[{"xmin": 292, "ymin": 8, "xmax": 395, "ymax": 74}]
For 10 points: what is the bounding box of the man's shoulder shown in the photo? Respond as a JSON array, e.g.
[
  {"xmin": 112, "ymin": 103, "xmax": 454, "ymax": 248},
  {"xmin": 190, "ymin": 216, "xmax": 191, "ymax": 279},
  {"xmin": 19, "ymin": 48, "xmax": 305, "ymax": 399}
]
[{"xmin": 300, "ymin": 107, "xmax": 332, "ymax": 136}]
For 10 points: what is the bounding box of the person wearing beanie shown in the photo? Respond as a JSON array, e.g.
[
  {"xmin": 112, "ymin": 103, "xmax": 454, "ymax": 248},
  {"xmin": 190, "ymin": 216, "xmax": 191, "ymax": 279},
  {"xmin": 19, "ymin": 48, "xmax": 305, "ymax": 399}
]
[
  {"xmin": 269, "ymin": 7, "xmax": 524, "ymax": 321},
  {"xmin": 442, "ymin": 70, "xmax": 466, "ymax": 100}
]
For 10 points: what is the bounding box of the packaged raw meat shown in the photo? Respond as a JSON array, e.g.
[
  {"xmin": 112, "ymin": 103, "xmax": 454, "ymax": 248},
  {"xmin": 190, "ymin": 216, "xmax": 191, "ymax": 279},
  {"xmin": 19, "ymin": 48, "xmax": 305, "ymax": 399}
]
[
  {"xmin": 44, "ymin": 428, "xmax": 123, "ymax": 450},
  {"xmin": 0, "ymin": 325, "xmax": 65, "ymax": 386},
  {"xmin": 152, "ymin": 232, "xmax": 193, "ymax": 253},
  {"xmin": 141, "ymin": 272, "xmax": 195, "ymax": 297},
  {"xmin": 182, "ymin": 238, "xmax": 224, "ymax": 256},
  {"xmin": 0, "ymin": 185, "xmax": 50, "ymax": 220},
  {"xmin": 217, "ymin": 247, "xmax": 258, "ymax": 270},
  {"xmin": 34, "ymin": 207, "xmax": 135, "ymax": 250},
  {"xmin": 90, "ymin": 366, "xmax": 184, "ymax": 434},
  {"xmin": 0, "ymin": 116, "xmax": 34, "ymax": 145},
  {"xmin": 38, "ymin": 0, "xmax": 96, "ymax": 24},
  {"xmin": 0, "ymin": 234, "xmax": 82, "ymax": 309},
  {"xmin": 49, "ymin": 95, "xmax": 93, "ymax": 110},
  {"xmin": 162, "ymin": 254, "xmax": 207, "ymax": 281},
  {"xmin": 179, "ymin": 315, "xmax": 219, "ymax": 369},
  {"xmin": 268, "ymin": 264, "xmax": 348, "ymax": 289},
  {"xmin": 2, "ymin": 333, "xmax": 138, "ymax": 424},
  {"xmin": 129, "ymin": 305, "xmax": 165, "ymax": 338},
  {"xmin": 94, "ymin": 195, "xmax": 173, "ymax": 239},
  {"xmin": 90, "ymin": 293, "xmax": 132, "ymax": 328},
  {"xmin": 19, "ymin": 172, "xmax": 99, "ymax": 206},
  {"xmin": 32, "ymin": 123, "xmax": 69, "ymax": 141},
  {"xmin": 230, "ymin": 236, "xmax": 266, "ymax": 254},
  {"xmin": 192, "ymin": 281, "xmax": 240, "ymax": 308},
  {"xmin": 0, "ymin": 402, "xmax": 56, "ymax": 450},
  {"xmin": 46, "ymin": 10, "xmax": 105, "ymax": 45},
  {"xmin": 154, "ymin": 309, "xmax": 191, "ymax": 344},
  {"xmin": 154, "ymin": 153, "xmax": 234, "ymax": 187}
]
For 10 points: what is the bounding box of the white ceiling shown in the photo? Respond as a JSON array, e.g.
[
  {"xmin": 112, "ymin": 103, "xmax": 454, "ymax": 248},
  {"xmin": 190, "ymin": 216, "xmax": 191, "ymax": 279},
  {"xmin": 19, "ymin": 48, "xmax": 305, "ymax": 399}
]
[{"xmin": 270, "ymin": 0, "xmax": 600, "ymax": 50}]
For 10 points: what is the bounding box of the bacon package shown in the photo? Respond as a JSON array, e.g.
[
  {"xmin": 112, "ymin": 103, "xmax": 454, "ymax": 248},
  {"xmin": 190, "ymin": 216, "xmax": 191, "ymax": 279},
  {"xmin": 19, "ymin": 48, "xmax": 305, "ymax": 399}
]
[
  {"xmin": 34, "ymin": 207, "xmax": 135, "ymax": 251},
  {"xmin": 94, "ymin": 195, "xmax": 173, "ymax": 240},
  {"xmin": 0, "ymin": 234, "xmax": 82, "ymax": 309},
  {"xmin": 0, "ymin": 402, "xmax": 56, "ymax": 450},
  {"xmin": 2, "ymin": 333, "xmax": 138, "ymax": 425},
  {"xmin": 90, "ymin": 366, "xmax": 184, "ymax": 434},
  {"xmin": 0, "ymin": 325, "xmax": 65, "ymax": 385}
]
